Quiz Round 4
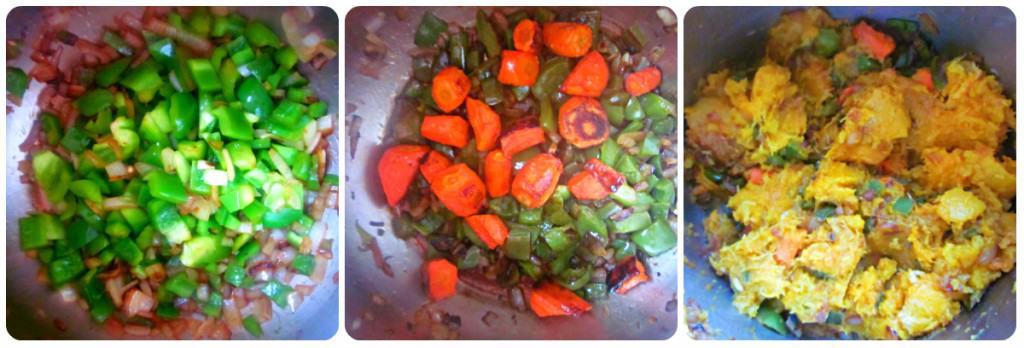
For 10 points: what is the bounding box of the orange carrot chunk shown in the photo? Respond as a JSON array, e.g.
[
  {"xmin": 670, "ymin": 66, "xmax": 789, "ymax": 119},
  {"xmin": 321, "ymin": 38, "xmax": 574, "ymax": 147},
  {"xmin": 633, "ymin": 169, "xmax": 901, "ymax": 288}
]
[
  {"xmin": 466, "ymin": 98, "xmax": 502, "ymax": 152},
  {"xmin": 608, "ymin": 256, "xmax": 650, "ymax": 295},
  {"xmin": 421, "ymin": 115, "xmax": 470, "ymax": 148},
  {"xmin": 852, "ymin": 21, "xmax": 895, "ymax": 61},
  {"xmin": 500, "ymin": 117, "xmax": 546, "ymax": 157},
  {"xmin": 483, "ymin": 150, "xmax": 512, "ymax": 198},
  {"xmin": 912, "ymin": 67, "xmax": 934, "ymax": 92},
  {"xmin": 513, "ymin": 19, "xmax": 541, "ymax": 54},
  {"xmin": 420, "ymin": 150, "xmax": 453, "ymax": 184},
  {"xmin": 542, "ymin": 22, "xmax": 592, "ymax": 58},
  {"xmin": 558, "ymin": 96, "xmax": 609, "ymax": 149},
  {"xmin": 432, "ymin": 67, "xmax": 471, "ymax": 112},
  {"xmin": 430, "ymin": 163, "xmax": 487, "ymax": 217},
  {"xmin": 377, "ymin": 145, "xmax": 430, "ymax": 206},
  {"xmin": 583, "ymin": 158, "xmax": 625, "ymax": 191},
  {"xmin": 465, "ymin": 214, "xmax": 509, "ymax": 249},
  {"xmin": 560, "ymin": 50, "xmax": 609, "ymax": 97},
  {"xmin": 748, "ymin": 167, "xmax": 764, "ymax": 185},
  {"xmin": 625, "ymin": 66, "xmax": 662, "ymax": 97},
  {"xmin": 529, "ymin": 282, "xmax": 592, "ymax": 318},
  {"xmin": 511, "ymin": 153, "xmax": 563, "ymax": 209},
  {"xmin": 498, "ymin": 50, "xmax": 540, "ymax": 87},
  {"xmin": 425, "ymin": 259, "xmax": 458, "ymax": 301},
  {"xmin": 568, "ymin": 171, "xmax": 610, "ymax": 201}
]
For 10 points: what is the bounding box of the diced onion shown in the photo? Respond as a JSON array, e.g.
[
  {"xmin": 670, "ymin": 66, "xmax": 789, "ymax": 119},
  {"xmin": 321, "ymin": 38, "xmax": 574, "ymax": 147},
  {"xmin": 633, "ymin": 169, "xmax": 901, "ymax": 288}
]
[
  {"xmin": 268, "ymin": 149, "xmax": 294, "ymax": 179},
  {"xmin": 221, "ymin": 148, "xmax": 236, "ymax": 181},
  {"xmin": 105, "ymin": 161, "xmax": 131, "ymax": 180},
  {"xmin": 203, "ymin": 169, "xmax": 228, "ymax": 186},
  {"xmin": 657, "ymin": 8, "xmax": 677, "ymax": 26},
  {"xmin": 196, "ymin": 160, "xmax": 214, "ymax": 170},
  {"xmin": 103, "ymin": 196, "xmax": 138, "ymax": 210},
  {"xmin": 124, "ymin": 288, "xmax": 156, "ymax": 318}
]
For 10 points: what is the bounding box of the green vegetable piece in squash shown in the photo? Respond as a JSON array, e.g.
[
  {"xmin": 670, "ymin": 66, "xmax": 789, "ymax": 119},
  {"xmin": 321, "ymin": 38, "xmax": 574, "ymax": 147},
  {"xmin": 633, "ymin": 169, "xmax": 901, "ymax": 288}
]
[
  {"xmin": 244, "ymin": 21, "xmax": 281, "ymax": 48},
  {"xmin": 181, "ymin": 235, "xmax": 229, "ymax": 268},
  {"xmin": 75, "ymin": 89, "xmax": 114, "ymax": 116},
  {"xmin": 33, "ymin": 150, "xmax": 73, "ymax": 206},
  {"xmin": 631, "ymin": 218, "xmax": 676, "ymax": 256},
  {"xmin": 213, "ymin": 105, "xmax": 254, "ymax": 141},
  {"xmin": 148, "ymin": 200, "xmax": 191, "ymax": 245},
  {"xmin": 110, "ymin": 116, "xmax": 139, "ymax": 160}
]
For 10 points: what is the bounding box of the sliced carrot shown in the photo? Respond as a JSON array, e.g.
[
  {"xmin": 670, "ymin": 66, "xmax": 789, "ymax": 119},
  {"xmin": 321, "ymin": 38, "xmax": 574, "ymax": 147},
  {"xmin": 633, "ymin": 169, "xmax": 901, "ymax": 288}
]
[
  {"xmin": 432, "ymin": 66, "xmax": 471, "ymax": 112},
  {"xmin": 430, "ymin": 163, "xmax": 487, "ymax": 217},
  {"xmin": 625, "ymin": 66, "xmax": 662, "ymax": 97},
  {"xmin": 421, "ymin": 115, "xmax": 470, "ymax": 148},
  {"xmin": 511, "ymin": 153, "xmax": 563, "ymax": 209},
  {"xmin": 498, "ymin": 50, "xmax": 540, "ymax": 87},
  {"xmin": 560, "ymin": 50, "xmax": 609, "ymax": 97},
  {"xmin": 583, "ymin": 158, "xmax": 624, "ymax": 191},
  {"xmin": 377, "ymin": 145, "xmax": 430, "ymax": 206},
  {"xmin": 748, "ymin": 167, "xmax": 764, "ymax": 185},
  {"xmin": 529, "ymin": 282, "xmax": 592, "ymax": 318},
  {"xmin": 465, "ymin": 214, "xmax": 509, "ymax": 249},
  {"xmin": 500, "ymin": 117, "xmax": 546, "ymax": 157},
  {"xmin": 568, "ymin": 170, "xmax": 610, "ymax": 201},
  {"xmin": 513, "ymin": 19, "xmax": 541, "ymax": 54},
  {"xmin": 483, "ymin": 150, "xmax": 512, "ymax": 198},
  {"xmin": 420, "ymin": 150, "xmax": 453, "ymax": 185},
  {"xmin": 852, "ymin": 21, "xmax": 895, "ymax": 61},
  {"xmin": 558, "ymin": 96, "xmax": 609, "ymax": 149},
  {"xmin": 425, "ymin": 259, "xmax": 458, "ymax": 301},
  {"xmin": 542, "ymin": 22, "xmax": 592, "ymax": 58},
  {"xmin": 466, "ymin": 98, "xmax": 501, "ymax": 152},
  {"xmin": 912, "ymin": 67, "xmax": 934, "ymax": 92},
  {"xmin": 608, "ymin": 256, "xmax": 649, "ymax": 295}
]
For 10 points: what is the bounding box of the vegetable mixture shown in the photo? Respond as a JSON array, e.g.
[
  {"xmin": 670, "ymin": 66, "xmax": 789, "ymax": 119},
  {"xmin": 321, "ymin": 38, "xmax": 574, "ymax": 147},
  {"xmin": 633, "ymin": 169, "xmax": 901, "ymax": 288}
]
[
  {"xmin": 685, "ymin": 8, "xmax": 1015, "ymax": 339},
  {"xmin": 379, "ymin": 8, "xmax": 678, "ymax": 318},
  {"xmin": 12, "ymin": 7, "xmax": 337, "ymax": 339}
]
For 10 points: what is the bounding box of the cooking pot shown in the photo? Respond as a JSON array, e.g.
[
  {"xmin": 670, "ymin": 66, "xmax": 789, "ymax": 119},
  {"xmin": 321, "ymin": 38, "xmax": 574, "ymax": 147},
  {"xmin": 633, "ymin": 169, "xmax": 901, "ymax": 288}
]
[
  {"xmin": 343, "ymin": 6, "xmax": 678, "ymax": 339},
  {"xmin": 4, "ymin": 6, "xmax": 340, "ymax": 339},
  {"xmin": 682, "ymin": 6, "xmax": 1015, "ymax": 340}
]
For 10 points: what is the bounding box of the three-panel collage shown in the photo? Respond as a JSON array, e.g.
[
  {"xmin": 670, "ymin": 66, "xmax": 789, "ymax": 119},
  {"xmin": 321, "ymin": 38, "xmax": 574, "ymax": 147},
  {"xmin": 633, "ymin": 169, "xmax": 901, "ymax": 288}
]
[{"xmin": 1, "ymin": 2, "xmax": 1017, "ymax": 344}]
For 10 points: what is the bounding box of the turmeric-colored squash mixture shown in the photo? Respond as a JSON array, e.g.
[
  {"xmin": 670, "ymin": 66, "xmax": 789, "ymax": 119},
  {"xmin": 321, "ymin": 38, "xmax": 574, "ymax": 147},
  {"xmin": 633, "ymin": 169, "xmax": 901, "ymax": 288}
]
[{"xmin": 685, "ymin": 8, "xmax": 1015, "ymax": 339}]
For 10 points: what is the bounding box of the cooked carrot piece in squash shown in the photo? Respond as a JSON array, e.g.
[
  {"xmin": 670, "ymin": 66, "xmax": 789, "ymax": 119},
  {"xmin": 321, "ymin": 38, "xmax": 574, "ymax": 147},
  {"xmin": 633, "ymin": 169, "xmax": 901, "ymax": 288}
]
[
  {"xmin": 625, "ymin": 66, "xmax": 661, "ymax": 97},
  {"xmin": 466, "ymin": 98, "xmax": 501, "ymax": 152},
  {"xmin": 465, "ymin": 214, "xmax": 509, "ymax": 249},
  {"xmin": 529, "ymin": 282, "xmax": 592, "ymax": 317},
  {"xmin": 542, "ymin": 22, "xmax": 592, "ymax": 58},
  {"xmin": 483, "ymin": 150, "xmax": 512, "ymax": 197},
  {"xmin": 568, "ymin": 170, "xmax": 610, "ymax": 201},
  {"xmin": 500, "ymin": 117, "xmax": 546, "ymax": 157},
  {"xmin": 432, "ymin": 66, "xmax": 471, "ymax": 112},
  {"xmin": 430, "ymin": 163, "xmax": 487, "ymax": 217},
  {"xmin": 513, "ymin": 19, "xmax": 541, "ymax": 54},
  {"xmin": 852, "ymin": 21, "xmax": 895, "ymax": 61},
  {"xmin": 420, "ymin": 150, "xmax": 453, "ymax": 184},
  {"xmin": 561, "ymin": 50, "xmax": 608, "ymax": 97},
  {"xmin": 558, "ymin": 96, "xmax": 609, "ymax": 149},
  {"xmin": 608, "ymin": 256, "xmax": 650, "ymax": 295},
  {"xmin": 421, "ymin": 115, "xmax": 470, "ymax": 148},
  {"xmin": 511, "ymin": 153, "xmax": 563, "ymax": 208},
  {"xmin": 377, "ymin": 145, "xmax": 430, "ymax": 206},
  {"xmin": 498, "ymin": 50, "xmax": 540, "ymax": 86},
  {"xmin": 425, "ymin": 259, "xmax": 458, "ymax": 301}
]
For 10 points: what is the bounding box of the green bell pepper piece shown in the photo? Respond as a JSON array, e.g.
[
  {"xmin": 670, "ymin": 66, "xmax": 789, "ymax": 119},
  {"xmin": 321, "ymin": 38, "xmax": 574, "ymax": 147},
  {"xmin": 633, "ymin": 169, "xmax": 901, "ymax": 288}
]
[
  {"xmin": 476, "ymin": 10, "xmax": 500, "ymax": 58},
  {"xmin": 146, "ymin": 171, "xmax": 188, "ymax": 204},
  {"xmin": 188, "ymin": 59, "xmax": 222, "ymax": 93},
  {"xmin": 7, "ymin": 67, "xmax": 28, "ymax": 99},
  {"xmin": 504, "ymin": 224, "xmax": 533, "ymax": 261},
  {"xmin": 275, "ymin": 47, "xmax": 299, "ymax": 71},
  {"xmin": 237, "ymin": 77, "xmax": 272, "ymax": 119},
  {"xmin": 532, "ymin": 57, "xmax": 571, "ymax": 100},
  {"xmin": 243, "ymin": 315, "xmax": 263, "ymax": 337},
  {"xmin": 181, "ymin": 235, "xmax": 229, "ymax": 268},
  {"xmin": 244, "ymin": 21, "xmax": 280, "ymax": 47},
  {"xmin": 640, "ymin": 93, "xmax": 675, "ymax": 120},
  {"xmin": 113, "ymin": 238, "xmax": 143, "ymax": 265},
  {"xmin": 75, "ymin": 89, "xmax": 114, "ymax": 116},
  {"xmin": 638, "ymin": 132, "xmax": 660, "ymax": 160},
  {"xmin": 263, "ymin": 208, "xmax": 303, "ymax": 228},
  {"xmin": 610, "ymin": 211, "xmax": 652, "ymax": 233},
  {"xmin": 120, "ymin": 61, "xmax": 163, "ymax": 102},
  {"xmin": 48, "ymin": 253, "xmax": 85, "ymax": 286},
  {"xmin": 213, "ymin": 105, "xmax": 254, "ymax": 140},
  {"xmin": 542, "ymin": 226, "xmax": 573, "ymax": 252},
  {"xmin": 414, "ymin": 11, "xmax": 447, "ymax": 47},
  {"xmin": 632, "ymin": 218, "xmax": 676, "ymax": 256},
  {"xmin": 261, "ymin": 279, "xmax": 294, "ymax": 308},
  {"xmin": 70, "ymin": 179, "xmax": 103, "ymax": 203},
  {"xmin": 212, "ymin": 13, "xmax": 246, "ymax": 37},
  {"xmin": 33, "ymin": 151, "xmax": 73, "ymax": 206},
  {"xmin": 574, "ymin": 205, "xmax": 608, "ymax": 240},
  {"xmin": 67, "ymin": 219, "xmax": 100, "ymax": 250},
  {"xmin": 164, "ymin": 272, "xmax": 198, "ymax": 297},
  {"xmin": 292, "ymin": 254, "xmax": 315, "ymax": 276},
  {"xmin": 61, "ymin": 127, "xmax": 92, "ymax": 153},
  {"xmin": 148, "ymin": 200, "xmax": 191, "ymax": 244},
  {"xmin": 219, "ymin": 58, "xmax": 240, "ymax": 101},
  {"xmin": 19, "ymin": 214, "xmax": 62, "ymax": 250},
  {"xmin": 110, "ymin": 116, "xmax": 139, "ymax": 160}
]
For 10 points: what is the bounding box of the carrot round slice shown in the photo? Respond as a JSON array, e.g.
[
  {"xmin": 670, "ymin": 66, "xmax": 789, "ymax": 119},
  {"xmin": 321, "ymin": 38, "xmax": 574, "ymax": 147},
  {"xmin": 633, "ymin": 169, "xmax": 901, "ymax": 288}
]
[
  {"xmin": 432, "ymin": 66, "xmax": 471, "ymax": 112},
  {"xmin": 377, "ymin": 145, "xmax": 430, "ymax": 206},
  {"xmin": 466, "ymin": 98, "xmax": 501, "ymax": 152},
  {"xmin": 430, "ymin": 163, "xmax": 487, "ymax": 217},
  {"xmin": 425, "ymin": 258, "xmax": 458, "ymax": 301},
  {"xmin": 498, "ymin": 50, "xmax": 540, "ymax": 86},
  {"xmin": 465, "ymin": 214, "xmax": 509, "ymax": 249},
  {"xmin": 558, "ymin": 96, "xmax": 609, "ymax": 149},
  {"xmin": 483, "ymin": 150, "xmax": 512, "ymax": 198},
  {"xmin": 421, "ymin": 115, "xmax": 470, "ymax": 148},
  {"xmin": 625, "ymin": 66, "xmax": 662, "ymax": 97},
  {"xmin": 542, "ymin": 22, "xmax": 592, "ymax": 58},
  {"xmin": 560, "ymin": 50, "xmax": 608, "ymax": 97},
  {"xmin": 568, "ymin": 170, "xmax": 611, "ymax": 201},
  {"xmin": 511, "ymin": 153, "xmax": 563, "ymax": 209},
  {"xmin": 529, "ymin": 282, "xmax": 592, "ymax": 317},
  {"xmin": 419, "ymin": 150, "xmax": 453, "ymax": 184},
  {"xmin": 513, "ymin": 19, "xmax": 541, "ymax": 54},
  {"xmin": 500, "ymin": 117, "xmax": 546, "ymax": 157}
]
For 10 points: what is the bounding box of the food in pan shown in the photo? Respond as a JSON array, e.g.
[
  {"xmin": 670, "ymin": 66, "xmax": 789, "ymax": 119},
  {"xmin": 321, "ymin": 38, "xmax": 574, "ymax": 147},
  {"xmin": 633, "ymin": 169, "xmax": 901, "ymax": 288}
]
[
  {"xmin": 377, "ymin": 7, "xmax": 678, "ymax": 318},
  {"xmin": 685, "ymin": 8, "xmax": 1015, "ymax": 339},
  {"xmin": 11, "ymin": 7, "xmax": 337, "ymax": 338}
]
